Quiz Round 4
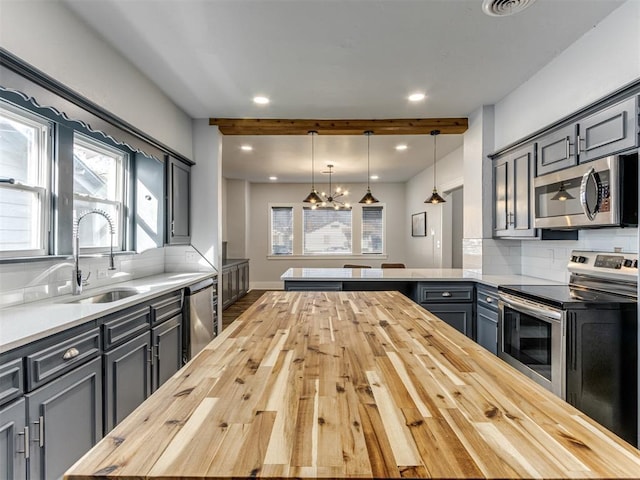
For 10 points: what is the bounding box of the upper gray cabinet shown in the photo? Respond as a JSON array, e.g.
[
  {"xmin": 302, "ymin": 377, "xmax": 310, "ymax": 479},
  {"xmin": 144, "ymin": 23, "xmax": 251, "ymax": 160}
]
[
  {"xmin": 578, "ymin": 96, "xmax": 638, "ymax": 163},
  {"xmin": 536, "ymin": 96, "xmax": 639, "ymax": 175},
  {"xmin": 493, "ymin": 143, "xmax": 536, "ymax": 238},
  {"xmin": 167, "ymin": 156, "xmax": 191, "ymax": 245},
  {"xmin": 134, "ymin": 153, "xmax": 166, "ymax": 251}
]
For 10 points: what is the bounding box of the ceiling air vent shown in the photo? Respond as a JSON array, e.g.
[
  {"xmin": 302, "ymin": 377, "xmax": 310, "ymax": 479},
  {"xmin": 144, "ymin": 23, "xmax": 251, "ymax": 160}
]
[{"xmin": 482, "ymin": 0, "xmax": 537, "ymax": 17}]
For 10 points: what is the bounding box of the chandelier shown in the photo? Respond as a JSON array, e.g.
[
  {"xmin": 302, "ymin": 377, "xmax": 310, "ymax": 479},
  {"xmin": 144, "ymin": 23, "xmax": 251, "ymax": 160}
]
[{"xmin": 318, "ymin": 164, "xmax": 350, "ymax": 210}]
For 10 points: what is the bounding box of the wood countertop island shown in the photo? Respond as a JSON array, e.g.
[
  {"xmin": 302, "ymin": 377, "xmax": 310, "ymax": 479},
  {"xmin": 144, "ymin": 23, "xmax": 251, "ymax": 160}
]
[{"xmin": 65, "ymin": 291, "xmax": 640, "ymax": 479}]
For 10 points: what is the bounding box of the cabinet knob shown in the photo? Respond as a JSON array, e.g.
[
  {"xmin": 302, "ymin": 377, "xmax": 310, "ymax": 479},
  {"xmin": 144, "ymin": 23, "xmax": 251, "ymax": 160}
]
[
  {"xmin": 62, "ymin": 347, "xmax": 80, "ymax": 360},
  {"xmin": 486, "ymin": 297, "xmax": 493, "ymax": 303},
  {"xmin": 441, "ymin": 292, "xmax": 452, "ymax": 297}
]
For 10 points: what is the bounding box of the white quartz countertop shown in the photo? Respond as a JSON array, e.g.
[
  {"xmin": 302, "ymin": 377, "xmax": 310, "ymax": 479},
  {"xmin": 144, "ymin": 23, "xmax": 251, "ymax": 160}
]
[
  {"xmin": 280, "ymin": 267, "xmax": 564, "ymax": 288},
  {"xmin": 0, "ymin": 272, "xmax": 215, "ymax": 353}
]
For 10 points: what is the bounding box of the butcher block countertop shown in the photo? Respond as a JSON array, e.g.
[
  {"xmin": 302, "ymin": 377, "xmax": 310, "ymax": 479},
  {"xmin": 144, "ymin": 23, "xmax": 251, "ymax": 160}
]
[{"xmin": 65, "ymin": 291, "xmax": 640, "ymax": 479}]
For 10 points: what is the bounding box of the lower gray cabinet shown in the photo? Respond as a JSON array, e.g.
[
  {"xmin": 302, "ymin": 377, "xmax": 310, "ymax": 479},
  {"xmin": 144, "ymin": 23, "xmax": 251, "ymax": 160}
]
[
  {"xmin": 284, "ymin": 281, "xmax": 343, "ymax": 291},
  {"xmin": 425, "ymin": 304, "xmax": 474, "ymax": 338},
  {"xmin": 413, "ymin": 282, "xmax": 475, "ymax": 339},
  {"xmin": 26, "ymin": 357, "xmax": 102, "ymax": 480},
  {"xmin": 476, "ymin": 285, "xmax": 499, "ymax": 355},
  {"xmin": 152, "ymin": 314, "xmax": 182, "ymax": 390},
  {"xmin": 103, "ymin": 332, "xmax": 152, "ymax": 433},
  {"xmin": 222, "ymin": 261, "xmax": 250, "ymax": 310},
  {"xmin": 0, "ymin": 398, "xmax": 26, "ymax": 480}
]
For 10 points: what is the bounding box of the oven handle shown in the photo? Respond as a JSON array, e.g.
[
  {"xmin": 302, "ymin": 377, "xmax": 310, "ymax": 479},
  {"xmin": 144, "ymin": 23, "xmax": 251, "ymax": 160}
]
[{"xmin": 499, "ymin": 293, "xmax": 563, "ymax": 322}]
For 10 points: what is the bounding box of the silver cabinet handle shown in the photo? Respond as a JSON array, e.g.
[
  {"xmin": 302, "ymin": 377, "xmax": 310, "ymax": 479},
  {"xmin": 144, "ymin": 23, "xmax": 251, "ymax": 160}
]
[
  {"xmin": 62, "ymin": 348, "xmax": 79, "ymax": 360},
  {"xmin": 17, "ymin": 426, "xmax": 29, "ymax": 459},
  {"xmin": 31, "ymin": 416, "xmax": 44, "ymax": 448},
  {"xmin": 486, "ymin": 297, "xmax": 493, "ymax": 303},
  {"xmin": 565, "ymin": 136, "xmax": 571, "ymax": 159},
  {"xmin": 441, "ymin": 292, "xmax": 452, "ymax": 297},
  {"xmin": 148, "ymin": 347, "xmax": 153, "ymax": 365}
]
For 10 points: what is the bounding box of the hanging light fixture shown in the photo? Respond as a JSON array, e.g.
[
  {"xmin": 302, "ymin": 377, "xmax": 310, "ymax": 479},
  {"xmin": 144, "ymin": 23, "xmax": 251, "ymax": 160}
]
[
  {"xmin": 359, "ymin": 131, "xmax": 380, "ymax": 204},
  {"xmin": 424, "ymin": 129, "xmax": 446, "ymax": 204},
  {"xmin": 551, "ymin": 181, "xmax": 575, "ymax": 201},
  {"xmin": 320, "ymin": 164, "xmax": 350, "ymax": 209},
  {"xmin": 302, "ymin": 130, "xmax": 323, "ymax": 205}
]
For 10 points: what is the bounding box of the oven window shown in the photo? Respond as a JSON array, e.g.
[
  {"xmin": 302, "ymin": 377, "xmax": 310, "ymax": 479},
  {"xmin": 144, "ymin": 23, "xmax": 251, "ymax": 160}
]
[{"xmin": 503, "ymin": 307, "xmax": 552, "ymax": 381}]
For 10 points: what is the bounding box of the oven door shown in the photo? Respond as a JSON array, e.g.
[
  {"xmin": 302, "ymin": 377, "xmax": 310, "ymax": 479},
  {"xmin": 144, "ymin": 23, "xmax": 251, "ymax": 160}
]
[
  {"xmin": 533, "ymin": 156, "xmax": 618, "ymax": 229},
  {"xmin": 498, "ymin": 293, "xmax": 566, "ymax": 398}
]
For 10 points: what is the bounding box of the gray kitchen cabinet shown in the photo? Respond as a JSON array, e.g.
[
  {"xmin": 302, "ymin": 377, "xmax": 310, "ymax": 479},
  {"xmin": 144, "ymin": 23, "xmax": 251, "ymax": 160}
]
[
  {"xmin": 238, "ymin": 262, "xmax": 249, "ymax": 297},
  {"xmin": 152, "ymin": 314, "xmax": 182, "ymax": 391},
  {"xmin": 0, "ymin": 398, "xmax": 26, "ymax": 480},
  {"xmin": 134, "ymin": 152, "xmax": 165, "ymax": 251},
  {"xmin": 222, "ymin": 261, "xmax": 250, "ymax": 310},
  {"xmin": 578, "ymin": 96, "xmax": 639, "ymax": 163},
  {"xmin": 536, "ymin": 124, "xmax": 578, "ymax": 175},
  {"xmin": 493, "ymin": 143, "xmax": 536, "ymax": 238},
  {"xmin": 167, "ymin": 156, "xmax": 191, "ymax": 245},
  {"xmin": 0, "ymin": 357, "xmax": 24, "ymax": 407},
  {"xmin": 413, "ymin": 283, "xmax": 475, "ymax": 339},
  {"xmin": 476, "ymin": 284, "xmax": 499, "ymax": 355},
  {"xmin": 284, "ymin": 281, "xmax": 343, "ymax": 291},
  {"xmin": 26, "ymin": 356, "xmax": 102, "ymax": 480},
  {"xmin": 103, "ymin": 331, "xmax": 152, "ymax": 433}
]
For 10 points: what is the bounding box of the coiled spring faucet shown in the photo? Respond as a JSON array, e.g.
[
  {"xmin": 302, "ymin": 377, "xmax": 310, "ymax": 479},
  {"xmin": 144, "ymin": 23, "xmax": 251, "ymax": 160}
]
[{"xmin": 72, "ymin": 209, "xmax": 116, "ymax": 295}]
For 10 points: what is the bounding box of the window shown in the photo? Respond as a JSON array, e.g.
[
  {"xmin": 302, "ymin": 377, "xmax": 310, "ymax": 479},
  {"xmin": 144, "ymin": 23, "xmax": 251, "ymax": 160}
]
[
  {"xmin": 303, "ymin": 207, "xmax": 352, "ymax": 255},
  {"xmin": 0, "ymin": 102, "xmax": 50, "ymax": 256},
  {"xmin": 271, "ymin": 206, "xmax": 293, "ymax": 255},
  {"xmin": 73, "ymin": 134, "xmax": 126, "ymax": 251},
  {"xmin": 362, "ymin": 206, "xmax": 383, "ymax": 254}
]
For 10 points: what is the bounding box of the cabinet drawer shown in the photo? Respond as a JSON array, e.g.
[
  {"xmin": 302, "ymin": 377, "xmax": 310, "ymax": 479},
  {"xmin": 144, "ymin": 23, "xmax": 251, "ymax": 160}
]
[
  {"xmin": 102, "ymin": 305, "xmax": 151, "ymax": 350},
  {"xmin": 284, "ymin": 281, "xmax": 343, "ymax": 291},
  {"xmin": 415, "ymin": 283, "xmax": 474, "ymax": 303},
  {"xmin": 26, "ymin": 329, "xmax": 100, "ymax": 391},
  {"xmin": 0, "ymin": 357, "xmax": 24, "ymax": 406},
  {"xmin": 476, "ymin": 285, "xmax": 499, "ymax": 312},
  {"xmin": 150, "ymin": 290, "xmax": 183, "ymax": 326}
]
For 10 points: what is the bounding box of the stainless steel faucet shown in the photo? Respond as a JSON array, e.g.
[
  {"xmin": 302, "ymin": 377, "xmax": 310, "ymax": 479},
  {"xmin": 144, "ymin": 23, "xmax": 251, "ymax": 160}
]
[{"xmin": 72, "ymin": 209, "xmax": 116, "ymax": 295}]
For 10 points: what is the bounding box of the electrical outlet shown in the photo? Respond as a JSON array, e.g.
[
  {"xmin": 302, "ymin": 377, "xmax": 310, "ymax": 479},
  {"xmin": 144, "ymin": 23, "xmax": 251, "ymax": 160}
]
[
  {"xmin": 186, "ymin": 251, "xmax": 198, "ymax": 262},
  {"xmin": 97, "ymin": 268, "xmax": 108, "ymax": 279}
]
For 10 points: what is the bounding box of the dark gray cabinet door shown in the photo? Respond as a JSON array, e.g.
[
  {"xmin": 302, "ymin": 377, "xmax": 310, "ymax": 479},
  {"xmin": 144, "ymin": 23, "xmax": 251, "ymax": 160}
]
[
  {"xmin": 536, "ymin": 124, "xmax": 578, "ymax": 175},
  {"xmin": 103, "ymin": 332, "xmax": 152, "ymax": 433},
  {"xmin": 134, "ymin": 153, "xmax": 165, "ymax": 250},
  {"xmin": 167, "ymin": 156, "xmax": 191, "ymax": 245},
  {"xmin": 152, "ymin": 315, "xmax": 182, "ymax": 391},
  {"xmin": 221, "ymin": 268, "xmax": 232, "ymax": 310},
  {"xmin": 0, "ymin": 398, "xmax": 26, "ymax": 480},
  {"xmin": 579, "ymin": 96, "xmax": 639, "ymax": 163},
  {"xmin": 26, "ymin": 357, "xmax": 102, "ymax": 480},
  {"xmin": 238, "ymin": 262, "xmax": 249, "ymax": 298},
  {"xmin": 284, "ymin": 281, "xmax": 343, "ymax": 291},
  {"xmin": 494, "ymin": 160, "xmax": 508, "ymax": 232},
  {"xmin": 476, "ymin": 305, "xmax": 498, "ymax": 355},
  {"xmin": 423, "ymin": 303, "xmax": 474, "ymax": 339}
]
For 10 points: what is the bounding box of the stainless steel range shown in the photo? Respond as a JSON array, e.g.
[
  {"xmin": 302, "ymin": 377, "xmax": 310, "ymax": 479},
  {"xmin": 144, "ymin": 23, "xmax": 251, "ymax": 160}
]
[{"xmin": 498, "ymin": 250, "xmax": 638, "ymax": 446}]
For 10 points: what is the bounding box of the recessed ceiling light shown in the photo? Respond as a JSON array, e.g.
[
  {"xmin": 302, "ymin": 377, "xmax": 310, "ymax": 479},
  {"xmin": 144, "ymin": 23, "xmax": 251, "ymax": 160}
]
[
  {"xmin": 370, "ymin": 175, "xmax": 379, "ymax": 180},
  {"xmin": 240, "ymin": 145, "xmax": 253, "ymax": 151},
  {"xmin": 269, "ymin": 176, "xmax": 278, "ymax": 181},
  {"xmin": 395, "ymin": 144, "xmax": 408, "ymax": 151},
  {"xmin": 253, "ymin": 96, "xmax": 270, "ymax": 105},
  {"xmin": 408, "ymin": 93, "xmax": 425, "ymax": 102}
]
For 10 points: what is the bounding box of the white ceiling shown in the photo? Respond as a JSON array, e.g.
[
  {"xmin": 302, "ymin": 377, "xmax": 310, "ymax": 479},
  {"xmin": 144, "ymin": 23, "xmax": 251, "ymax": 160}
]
[{"xmin": 63, "ymin": 0, "xmax": 623, "ymax": 183}]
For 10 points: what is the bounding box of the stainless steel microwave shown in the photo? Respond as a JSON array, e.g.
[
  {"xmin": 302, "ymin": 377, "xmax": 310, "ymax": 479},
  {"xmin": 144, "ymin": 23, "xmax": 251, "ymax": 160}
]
[{"xmin": 533, "ymin": 153, "xmax": 638, "ymax": 229}]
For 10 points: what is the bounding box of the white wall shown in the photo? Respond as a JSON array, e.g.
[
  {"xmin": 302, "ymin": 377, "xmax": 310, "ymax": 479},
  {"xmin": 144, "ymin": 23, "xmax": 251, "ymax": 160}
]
[
  {"xmin": 405, "ymin": 146, "xmax": 464, "ymax": 268},
  {"xmin": 225, "ymin": 179, "xmax": 250, "ymax": 259},
  {"xmin": 0, "ymin": 0, "xmax": 193, "ymax": 158},
  {"xmin": 248, "ymin": 182, "xmax": 406, "ymax": 289},
  {"xmin": 494, "ymin": 0, "xmax": 640, "ymax": 149}
]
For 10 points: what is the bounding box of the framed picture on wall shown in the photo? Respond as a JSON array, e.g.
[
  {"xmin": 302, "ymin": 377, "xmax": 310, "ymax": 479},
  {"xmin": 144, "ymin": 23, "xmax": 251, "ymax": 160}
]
[{"xmin": 411, "ymin": 212, "xmax": 427, "ymax": 237}]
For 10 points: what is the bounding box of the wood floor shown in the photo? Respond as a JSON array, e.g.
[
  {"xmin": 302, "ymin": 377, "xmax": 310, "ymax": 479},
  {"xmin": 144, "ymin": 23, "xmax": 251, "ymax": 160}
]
[{"xmin": 221, "ymin": 289, "xmax": 270, "ymax": 330}]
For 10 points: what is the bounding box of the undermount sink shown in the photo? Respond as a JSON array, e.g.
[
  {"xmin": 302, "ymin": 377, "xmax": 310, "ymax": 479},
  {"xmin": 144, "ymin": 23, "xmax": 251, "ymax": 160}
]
[{"xmin": 69, "ymin": 288, "xmax": 139, "ymax": 304}]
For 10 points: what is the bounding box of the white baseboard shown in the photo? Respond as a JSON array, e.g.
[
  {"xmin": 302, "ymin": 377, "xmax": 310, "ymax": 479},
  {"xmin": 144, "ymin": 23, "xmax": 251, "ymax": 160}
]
[{"xmin": 249, "ymin": 281, "xmax": 284, "ymax": 290}]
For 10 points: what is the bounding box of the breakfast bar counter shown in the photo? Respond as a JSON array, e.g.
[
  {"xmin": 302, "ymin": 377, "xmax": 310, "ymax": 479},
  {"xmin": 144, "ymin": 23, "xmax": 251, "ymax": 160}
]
[{"xmin": 65, "ymin": 291, "xmax": 640, "ymax": 479}]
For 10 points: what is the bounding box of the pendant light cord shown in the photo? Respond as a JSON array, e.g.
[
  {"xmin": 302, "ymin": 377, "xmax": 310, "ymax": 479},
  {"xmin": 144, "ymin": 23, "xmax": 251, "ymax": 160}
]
[
  {"xmin": 366, "ymin": 131, "xmax": 372, "ymax": 189},
  {"xmin": 432, "ymin": 131, "xmax": 437, "ymax": 189},
  {"xmin": 310, "ymin": 130, "xmax": 316, "ymax": 190}
]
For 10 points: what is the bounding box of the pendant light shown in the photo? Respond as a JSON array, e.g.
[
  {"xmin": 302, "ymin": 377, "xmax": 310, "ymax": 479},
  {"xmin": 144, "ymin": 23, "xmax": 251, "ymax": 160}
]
[
  {"xmin": 302, "ymin": 130, "xmax": 323, "ymax": 205},
  {"xmin": 551, "ymin": 181, "xmax": 575, "ymax": 201},
  {"xmin": 424, "ymin": 129, "xmax": 446, "ymax": 204},
  {"xmin": 359, "ymin": 131, "xmax": 380, "ymax": 204}
]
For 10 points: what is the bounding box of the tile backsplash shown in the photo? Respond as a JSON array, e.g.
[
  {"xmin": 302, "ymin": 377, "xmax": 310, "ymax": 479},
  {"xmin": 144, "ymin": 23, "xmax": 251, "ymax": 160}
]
[{"xmin": 0, "ymin": 245, "xmax": 215, "ymax": 308}]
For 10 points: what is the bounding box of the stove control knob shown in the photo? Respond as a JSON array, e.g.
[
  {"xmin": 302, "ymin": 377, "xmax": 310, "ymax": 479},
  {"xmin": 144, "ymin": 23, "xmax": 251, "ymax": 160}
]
[
  {"xmin": 578, "ymin": 256, "xmax": 587, "ymax": 264},
  {"xmin": 571, "ymin": 255, "xmax": 578, "ymax": 263},
  {"xmin": 634, "ymin": 260, "xmax": 638, "ymax": 269},
  {"xmin": 623, "ymin": 259, "xmax": 633, "ymax": 268}
]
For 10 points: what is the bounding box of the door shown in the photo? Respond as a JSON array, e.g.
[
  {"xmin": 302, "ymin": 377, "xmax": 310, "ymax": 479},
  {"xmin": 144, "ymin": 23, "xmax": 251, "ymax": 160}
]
[
  {"xmin": 476, "ymin": 305, "xmax": 498, "ymax": 355},
  {"xmin": 0, "ymin": 398, "xmax": 26, "ymax": 480},
  {"xmin": 152, "ymin": 315, "xmax": 183, "ymax": 391},
  {"xmin": 510, "ymin": 147, "xmax": 533, "ymax": 233},
  {"xmin": 425, "ymin": 303, "xmax": 474, "ymax": 339},
  {"xmin": 537, "ymin": 124, "xmax": 578, "ymax": 175},
  {"xmin": 167, "ymin": 156, "xmax": 191, "ymax": 245},
  {"xmin": 26, "ymin": 357, "xmax": 102, "ymax": 480},
  {"xmin": 493, "ymin": 159, "xmax": 508, "ymax": 232},
  {"xmin": 103, "ymin": 332, "xmax": 152, "ymax": 432}
]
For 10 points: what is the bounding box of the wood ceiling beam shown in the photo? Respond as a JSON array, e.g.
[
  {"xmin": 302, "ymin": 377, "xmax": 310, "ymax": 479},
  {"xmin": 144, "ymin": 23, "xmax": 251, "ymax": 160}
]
[{"xmin": 208, "ymin": 118, "xmax": 468, "ymax": 135}]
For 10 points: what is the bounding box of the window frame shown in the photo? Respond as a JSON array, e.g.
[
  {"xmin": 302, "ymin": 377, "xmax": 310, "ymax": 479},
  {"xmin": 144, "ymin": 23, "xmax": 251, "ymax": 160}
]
[
  {"xmin": 0, "ymin": 101, "xmax": 51, "ymax": 258},
  {"xmin": 72, "ymin": 133, "xmax": 129, "ymax": 254},
  {"xmin": 268, "ymin": 203, "xmax": 387, "ymax": 259}
]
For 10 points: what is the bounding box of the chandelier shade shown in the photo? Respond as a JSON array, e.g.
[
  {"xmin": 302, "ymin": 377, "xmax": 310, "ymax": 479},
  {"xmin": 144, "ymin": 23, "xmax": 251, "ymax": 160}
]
[
  {"xmin": 424, "ymin": 129, "xmax": 446, "ymax": 204},
  {"xmin": 359, "ymin": 131, "xmax": 380, "ymax": 204}
]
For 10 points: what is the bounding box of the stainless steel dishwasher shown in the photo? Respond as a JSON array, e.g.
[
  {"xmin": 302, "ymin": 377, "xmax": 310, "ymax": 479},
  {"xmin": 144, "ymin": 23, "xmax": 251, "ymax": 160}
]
[{"xmin": 183, "ymin": 277, "xmax": 216, "ymax": 362}]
